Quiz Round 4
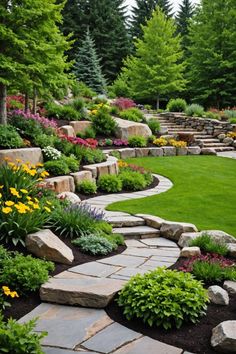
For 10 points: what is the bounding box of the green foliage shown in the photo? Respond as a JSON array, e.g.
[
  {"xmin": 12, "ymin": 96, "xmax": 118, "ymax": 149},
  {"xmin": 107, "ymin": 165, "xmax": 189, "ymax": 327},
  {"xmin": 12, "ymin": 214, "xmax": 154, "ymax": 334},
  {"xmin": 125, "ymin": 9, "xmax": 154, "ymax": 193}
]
[
  {"xmin": 33, "ymin": 134, "xmax": 57, "ymax": 149},
  {"xmin": 77, "ymin": 180, "xmax": 97, "ymax": 195},
  {"xmin": 72, "ymin": 234, "xmax": 114, "ymax": 255},
  {"xmin": 167, "ymin": 98, "xmax": 187, "ymax": 112},
  {"xmin": 77, "ymin": 127, "xmax": 96, "ymax": 139},
  {"xmin": 117, "ymin": 268, "xmax": 208, "ymax": 329},
  {"xmin": 71, "ymin": 81, "xmax": 97, "ymax": 98},
  {"xmin": 104, "ymin": 233, "xmax": 125, "ymax": 249},
  {"xmin": 10, "ymin": 115, "xmax": 43, "ymax": 140},
  {"xmin": 74, "ymin": 30, "xmax": 106, "ymax": 94},
  {"xmin": 44, "ymin": 160, "xmax": 70, "ymax": 176},
  {"xmin": 45, "ymin": 102, "xmax": 81, "ymax": 121},
  {"xmin": 61, "ymin": 155, "xmax": 79, "ymax": 172},
  {"xmin": 71, "ymin": 97, "xmax": 85, "ymax": 111},
  {"xmin": 0, "ymin": 315, "xmax": 46, "ymax": 354},
  {"xmin": 119, "ymin": 108, "xmax": 144, "ymax": 122},
  {"xmin": 54, "ymin": 138, "xmax": 73, "ymax": 155},
  {"xmin": 119, "ymin": 170, "xmax": 147, "ymax": 191},
  {"xmin": 0, "ymin": 125, "xmax": 23, "ymax": 149},
  {"xmin": 109, "ymin": 76, "xmax": 130, "ymax": 98},
  {"xmin": 192, "ymin": 261, "xmax": 236, "ymax": 284},
  {"xmin": 80, "ymin": 147, "xmax": 105, "ymax": 165},
  {"xmin": 128, "ymin": 135, "xmax": 147, "ymax": 147},
  {"xmin": 98, "ymin": 175, "xmax": 122, "ymax": 193},
  {"xmin": 224, "ymin": 110, "xmax": 236, "ymax": 120},
  {"xmin": 190, "ymin": 234, "xmax": 229, "ymax": 256},
  {"xmin": 176, "ymin": 0, "xmax": 195, "ymax": 51},
  {"xmin": 185, "ymin": 104, "xmax": 205, "ymax": 117},
  {"xmin": 205, "ymin": 111, "xmax": 220, "ymax": 120},
  {"xmin": 147, "ymin": 119, "xmax": 161, "ymax": 135},
  {"xmin": 230, "ymin": 118, "xmax": 236, "ymax": 124},
  {"xmin": 92, "ymin": 107, "xmax": 117, "ymax": 136},
  {"xmin": 0, "ymin": 253, "xmax": 54, "ymax": 294}
]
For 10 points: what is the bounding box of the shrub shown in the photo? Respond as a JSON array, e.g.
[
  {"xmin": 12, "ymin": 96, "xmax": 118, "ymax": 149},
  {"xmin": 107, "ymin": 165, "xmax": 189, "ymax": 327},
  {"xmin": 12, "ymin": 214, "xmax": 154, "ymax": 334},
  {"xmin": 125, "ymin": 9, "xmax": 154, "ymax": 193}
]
[
  {"xmin": 33, "ymin": 134, "xmax": 57, "ymax": 148},
  {"xmin": 147, "ymin": 119, "xmax": 160, "ymax": 135},
  {"xmin": 0, "ymin": 253, "xmax": 54, "ymax": 293},
  {"xmin": 44, "ymin": 160, "xmax": 70, "ymax": 176},
  {"xmin": 72, "ymin": 233, "xmax": 114, "ymax": 255},
  {"xmin": 81, "ymin": 147, "xmax": 105, "ymax": 164},
  {"xmin": 113, "ymin": 98, "xmax": 136, "ymax": 111},
  {"xmin": 77, "ymin": 180, "xmax": 97, "ymax": 195},
  {"xmin": 109, "ymin": 105, "xmax": 120, "ymax": 115},
  {"xmin": 223, "ymin": 110, "xmax": 236, "ymax": 120},
  {"xmin": 103, "ymin": 233, "xmax": 125, "ymax": 249},
  {"xmin": 153, "ymin": 137, "xmax": 168, "ymax": 146},
  {"xmin": 54, "ymin": 138, "xmax": 73, "ymax": 155},
  {"xmin": 190, "ymin": 233, "xmax": 229, "ymax": 256},
  {"xmin": 71, "ymin": 97, "xmax": 84, "ymax": 111},
  {"xmin": 119, "ymin": 170, "xmax": 147, "ymax": 191},
  {"xmin": 10, "ymin": 114, "xmax": 43, "ymax": 139},
  {"xmin": 71, "ymin": 81, "xmax": 96, "ymax": 98},
  {"xmin": 109, "ymin": 78, "xmax": 130, "ymax": 98},
  {"xmin": 117, "ymin": 268, "xmax": 209, "ymax": 329},
  {"xmin": 9, "ymin": 109, "xmax": 57, "ymax": 131},
  {"xmin": 169, "ymin": 139, "xmax": 187, "ymax": 148},
  {"xmin": 92, "ymin": 106, "xmax": 117, "ymax": 136},
  {"xmin": 128, "ymin": 135, "xmax": 147, "ymax": 147},
  {"xmin": 185, "ymin": 104, "xmax": 205, "ymax": 117},
  {"xmin": 230, "ymin": 118, "xmax": 236, "ymax": 124},
  {"xmin": 205, "ymin": 111, "xmax": 220, "ymax": 120},
  {"xmin": 0, "ymin": 315, "xmax": 46, "ymax": 354},
  {"xmin": 0, "ymin": 125, "xmax": 23, "ymax": 149},
  {"xmin": 77, "ymin": 127, "xmax": 96, "ymax": 139},
  {"xmin": 148, "ymin": 135, "xmax": 156, "ymax": 143},
  {"xmin": 7, "ymin": 95, "xmax": 24, "ymax": 111},
  {"xmin": 42, "ymin": 146, "xmax": 62, "ymax": 161},
  {"xmin": 167, "ymin": 98, "xmax": 187, "ymax": 112},
  {"xmin": 98, "ymin": 174, "xmax": 122, "ymax": 193},
  {"xmin": 45, "ymin": 102, "xmax": 81, "ymax": 121},
  {"xmin": 61, "ymin": 155, "xmax": 79, "ymax": 172},
  {"xmin": 119, "ymin": 108, "xmax": 144, "ymax": 122}
]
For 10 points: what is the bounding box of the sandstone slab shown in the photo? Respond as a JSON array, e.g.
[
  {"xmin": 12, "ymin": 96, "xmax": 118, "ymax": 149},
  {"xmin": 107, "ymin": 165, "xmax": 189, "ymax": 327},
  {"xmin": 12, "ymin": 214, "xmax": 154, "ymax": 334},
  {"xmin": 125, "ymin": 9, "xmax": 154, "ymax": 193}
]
[
  {"xmin": 211, "ymin": 321, "xmax": 236, "ymax": 352},
  {"xmin": 208, "ymin": 286, "xmax": 229, "ymax": 305},
  {"xmin": 59, "ymin": 125, "xmax": 75, "ymax": 137},
  {"xmin": 160, "ymin": 221, "xmax": 198, "ymax": 241},
  {"xmin": 148, "ymin": 147, "xmax": 164, "ymax": 156},
  {"xmin": 118, "ymin": 148, "xmax": 135, "ymax": 159},
  {"xmin": 0, "ymin": 147, "xmax": 43, "ymax": 165},
  {"xmin": 98, "ymin": 254, "xmax": 145, "ymax": 268},
  {"xmin": 45, "ymin": 176, "xmax": 75, "ymax": 193},
  {"xmin": 57, "ymin": 191, "xmax": 81, "ymax": 204},
  {"xmin": 106, "ymin": 215, "xmax": 145, "ymax": 227},
  {"xmin": 71, "ymin": 170, "xmax": 93, "ymax": 184},
  {"xmin": 115, "ymin": 117, "xmax": 152, "ymax": 140},
  {"xmin": 187, "ymin": 146, "xmax": 201, "ymax": 155},
  {"xmin": 113, "ymin": 226, "xmax": 160, "ymax": 239},
  {"xmin": 140, "ymin": 237, "xmax": 178, "ymax": 248},
  {"xmin": 180, "ymin": 246, "xmax": 201, "ymax": 258},
  {"xmin": 69, "ymin": 262, "xmax": 121, "ymax": 278},
  {"xmin": 26, "ymin": 229, "xmax": 74, "ymax": 265},
  {"xmin": 70, "ymin": 120, "xmax": 92, "ymax": 134},
  {"xmin": 135, "ymin": 148, "xmax": 150, "ymax": 157},
  {"xmin": 136, "ymin": 214, "xmax": 165, "ymax": 228},
  {"xmin": 162, "ymin": 146, "xmax": 176, "ymax": 156}
]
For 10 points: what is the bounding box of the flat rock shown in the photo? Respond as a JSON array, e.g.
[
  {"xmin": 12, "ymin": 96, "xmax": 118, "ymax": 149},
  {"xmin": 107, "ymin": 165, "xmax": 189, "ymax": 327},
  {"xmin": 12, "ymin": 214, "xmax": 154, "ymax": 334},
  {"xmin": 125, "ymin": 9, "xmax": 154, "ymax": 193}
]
[
  {"xmin": 180, "ymin": 246, "xmax": 201, "ymax": 258},
  {"xmin": 43, "ymin": 348, "xmax": 97, "ymax": 354},
  {"xmin": 208, "ymin": 286, "xmax": 229, "ymax": 305},
  {"xmin": 45, "ymin": 176, "xmax": 75, "ymax": 193},
  {"xmin": 136, "ymin": 214, "xmax": 165, "ymax": 229},
  {"xmin": 59, "ymin": 125, "xmax": 75, "ymax": 137},
  {"xmin": 223, "ymin": 281, "xmax": 236, "ymax": 295},
  {"xmin": 0, "ymin": 147, "xmax": 43, "ymax": 165},
  {"xmin": 178, "ymin": 230, "xmax": 236, "ymax": 248},
  {"xmin": 57, "ymin": 191, "xmax": 80, "ymax": 204},
  {"xmin": 201, "ymin": 148, "xmax": 217, "ymax": 155},
  {"xmin": 211, "ymin": 321, "xmax": 236, "ymax": 352},
  {"xmin": 148, "ymin": 147, "xmax": 164, "ymax": 156},
  {"xmin": 70, "ymin": 120, "xmax": 92, "ymax": 134},
  {"xmin": 40, "ymin": 273, "xmax": 125, "ymax": 308},
  {"xmin": 71, "ymin": 170, "xmax": 93, "ymax": 184},
  {"xmin": 26, "ymin": 229, "xmax": 74, "ymax": 265},
  {"xmin": 69, "ymin": 262, "xmax": 121, "ymax": 278},
  {"xmin": 114, "ymin": 117, "xmax": 152, "ymax": 140},
  {"xmin": 98, "ymin": 254, "xmax": 145, "ymax": 268},
  {"xmin": 140, "ymin": 237, "xmax": 178, "ymax": 248},
  {"xmin": 118, "ymin": 148, "xmax": 136, "ymax": 159},
  {"xmin": 187, "ymin": 146, "xmax": 201, "ymax": 155},
  {"xmin": 113, "ymin": 226, "xmax": 160, "ymax": 239},
  {"xmin": 176, "ymin": 147, "xmax": 188, "ymax": 156},
  {"xmin": 135, "ymin": 148, "xmax": 150, "ymax": 157},
  {"xmin": 106, "ymin": 215, "xmax": 145, "ymax": 227},
  {"xmin": 162, "ymin": 146, "xmax": 176, "ymax": 156},
  {"xmin": 160, "ymin": 221, "xmax": 198, "ymax": 241}
]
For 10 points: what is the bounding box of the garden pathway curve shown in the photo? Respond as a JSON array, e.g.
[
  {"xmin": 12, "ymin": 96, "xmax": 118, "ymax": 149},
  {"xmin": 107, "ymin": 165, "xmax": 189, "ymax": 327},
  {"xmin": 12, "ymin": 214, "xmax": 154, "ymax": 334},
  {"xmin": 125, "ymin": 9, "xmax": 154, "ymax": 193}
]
[{"xmin": 19, "ymin": 174, "xmax": 193, "ymax": 354}]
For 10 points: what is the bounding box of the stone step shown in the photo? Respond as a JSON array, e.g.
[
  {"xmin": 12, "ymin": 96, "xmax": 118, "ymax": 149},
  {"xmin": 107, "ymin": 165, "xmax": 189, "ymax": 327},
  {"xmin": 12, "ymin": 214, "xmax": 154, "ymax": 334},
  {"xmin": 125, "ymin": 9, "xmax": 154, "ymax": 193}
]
[
  {"xmin": 198, "ymin": 139, "xmax": 220, "ymax": 143},
  {"xmin": 106, "ymin": 215, "xmax": 145, "ymax": 227},
  {"xmin": 113, "ymin": 226, "xmax": 160, "ymax": 239},
  {"xmin": 203, "ymin": 142, "xmax": 229, "ymax": 147},
  {"xmin": 214, "ymin": 147, "xmax": 235, "ymax": 152}
]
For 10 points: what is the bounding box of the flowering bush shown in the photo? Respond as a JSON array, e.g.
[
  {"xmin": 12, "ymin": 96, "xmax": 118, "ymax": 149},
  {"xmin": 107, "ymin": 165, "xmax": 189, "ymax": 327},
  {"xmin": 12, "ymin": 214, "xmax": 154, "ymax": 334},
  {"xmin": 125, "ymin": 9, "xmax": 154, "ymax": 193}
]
[
  {"xmin": 227, "ymin": 131, "xmax": 236, "ymax": 139},
  {"xmin": 6, "ymin": 95, "xmax": 24, "ymax": 111},
  {"xmin": 42, "ymin": 146, "xmax": 62, "ymax": 161},
  {"xmin": 153, "ymin": 137, "xmax": 168, "ymax": 146},
  {"xmin": 85, "ymin": 138, "xmax": 98, "ymax": 148},
  {"xmin": 62, "ymin": 135, "xmax": 97, "ymax": 148},
  {"xmin": 9, "ymin": 109, "xmax": 57, "ymax": 130},
  {"xmin": 113, "ymin": 97, "xmax": 136, "ymax": 111},
  {"xmin": 169, "ymin": 139, "xmax": 187, "ymax": 148},
  {"xmin": 113, "ymin": 139, "xmax": 128, "ymax": 146}
]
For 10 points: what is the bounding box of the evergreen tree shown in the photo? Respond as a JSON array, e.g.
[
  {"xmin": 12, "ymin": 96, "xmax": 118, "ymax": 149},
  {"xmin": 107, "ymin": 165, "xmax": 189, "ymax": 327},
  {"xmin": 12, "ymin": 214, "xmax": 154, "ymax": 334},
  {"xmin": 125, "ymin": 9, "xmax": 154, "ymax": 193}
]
[
  {"xmin": 120, "ymin": 8, "xmax": 185, "ymax": 109},
  {"xmin": 74, "ymin": 30, "xmax": 106, "ymax": 94},
  {"xmin": 61, "ymin": 0, "xmax": 130, "ymax": 82},
  {"xmin": 130, "ymin": 0, "xmax": 174, "ymax": 40},
  {"xmin": 188, "ymin": 0, "xmax": 236, "ymax": 108},
  {"xmin": 176, "ymin": 0, "xmax": 195, "ymax": 51}
]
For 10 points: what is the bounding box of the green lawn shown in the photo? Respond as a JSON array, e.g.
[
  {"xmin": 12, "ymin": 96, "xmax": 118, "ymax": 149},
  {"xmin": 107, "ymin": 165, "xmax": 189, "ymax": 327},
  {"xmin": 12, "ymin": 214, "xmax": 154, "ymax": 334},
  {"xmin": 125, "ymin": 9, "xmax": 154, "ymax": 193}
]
[{"xmin": 108, "ymin": 156, "xmax": 236, "ymax": 237}]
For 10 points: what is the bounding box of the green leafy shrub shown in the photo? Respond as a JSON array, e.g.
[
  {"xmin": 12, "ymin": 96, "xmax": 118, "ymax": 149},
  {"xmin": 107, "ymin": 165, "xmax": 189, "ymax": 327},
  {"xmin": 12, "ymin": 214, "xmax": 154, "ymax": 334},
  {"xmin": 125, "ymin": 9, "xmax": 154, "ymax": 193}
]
[
  {"xmin": 0, "ymin": 315, "xmax": 46, "ymax": 354},
  {"xmin": 224, "ymin": 110, "xmax": 236, "ymax": 120},
  {"xmin": 98, "ymin": 174, "xmax": 122, "ymax": 193},
  {"xmin": 229, "ymin": 118, "xmax": 236, "ymax": 124},
  {"xmin": 117, "ymin": 268, "xmax": 209, "ymax": 329},
  {"xmin": 205, "ymin": 111, "xmax": 220, "ymax": 120},
  {"xmin": 71, "ymin": 81, "xmax": 96, "ymax": 98},
  {"xmin": 44, "ymin": 160, "xmax": 70, "ymax": 176},
  {"xmin": 119, "ymin": 108, "xmax": 144, "ymax": 122},
  {"xmin": 10, "ymin": 114, "xmax": 43, "ymax": 139},
  {"xmin": 128, "ymin": 135, "xmax": 147, "ymax": 147},
  {"xmin": 0, "ymin": 125, "xmax": 23, "ymax": 149},
  {"xmin": 33, "ymin": 134, "xmax": 57, "ymax": 148},
  {"xmin": 119, "ymin": 170, "xmax": 147, "ymax": 191},
  {"xmin": 103, "ymin": 233, "xmax": 125, "ymax": 249},
  {"xmin": 0, "ymin": 254, "xmax": 54, "ymax": 294},
  {"xmin": 92, "ymin": 107, "xmax": 117, "ymax": 136},
  {"xmin": 54, "ymin": 138, "xmax": 73, "ymax": 155},
  {"xmin": 71, "ymin": 97, "xmax": 84, "ymax": 111},
  {"xmin": 167, "ymin": 98, "xmax": 187, "ymax": 112},
  {"xmin": 72, "ymin": 234, "xmax": 114, "ymax": 255},
  {"xmin": 147, "ymin": 119, "xmax": 160, "ymax": 135},
  {"xmin": 61, "ymin": 155, "xmax": 79, "ymax": 172},
  {"xmin": 80, "ymin": 147, "xmax": 105, "ymax": 164},
  {"xmin": 190, "ymin": 233, "xmax": 229, "ymax": 256},
  {"xmin": 0, "ymin": 246, "xmax": 11, "ymax": 267},
  {"xmin": 110, "ymin": 105, "xmax": 120, "ymax": 115},
  {"xmin": 77, "ymin": 127, "xmax": 96, "ymax": 139},
  {"xmin": 185, "ymin": 104, "xmax": 205, "ymax": 117},
  {"xmin": 45, "ymin": 102, "xmax": 81, "ymax": 121},
  {"xmin": 77, "ymin": 180, "xmax": 97, "ymax": 195},
  {"xmin": 192, "ymin": 260, "xmax": 236, "ymax": 284}
]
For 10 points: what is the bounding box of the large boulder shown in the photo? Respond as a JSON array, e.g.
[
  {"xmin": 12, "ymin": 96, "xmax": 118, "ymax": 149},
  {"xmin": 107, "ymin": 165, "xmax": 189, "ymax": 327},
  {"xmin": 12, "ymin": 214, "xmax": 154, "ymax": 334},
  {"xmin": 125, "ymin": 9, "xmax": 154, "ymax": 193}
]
[
  {"xmin": 160, "ymin": 221, "xmax": 198, "ymax": 241},
  {"xmin": 223, "ymin": 281, "xmax": 236, "ymax": 295},
  {"xmin": 71, "ymin": 171, "xmax": 94, "ymax": 185},
  {"xmin": 228, "ymin": 244, "xmax": 236, "ymax": 258},
  {"xmin": 208, "ymin": 286, "xmax": 229, "ymax": 305},
  {"xmin": 59, "ymin": 125, "xmax": 75, "ymax": 137},
  {"xmin": 26, "ymin": 229, "xmax": 74, "ymax": 265},
  {"xmin": 211, "ymin": 321, "xmax": 236, "ymax": 352},
  {"xmin": 44, "ymin": 176, "xmax": 75, "ymax": 193},
  {"xmin": 114, "ymin": 117, "xmax": 152, "ymax": 140},
  {"xmin": 70, "ymin": 121, "xmax": 92, "ymax": 134}
]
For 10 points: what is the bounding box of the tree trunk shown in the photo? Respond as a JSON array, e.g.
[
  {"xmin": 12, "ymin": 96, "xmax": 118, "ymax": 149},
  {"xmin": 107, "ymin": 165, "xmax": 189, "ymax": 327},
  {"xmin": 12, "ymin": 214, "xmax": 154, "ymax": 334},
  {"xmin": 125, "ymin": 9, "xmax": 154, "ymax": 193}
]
[
  {"xmin": 0, "ymin": 83, "xmax": 7, "ymax": 125},
  {"xmin": 32, "ymin": 87, "xmax": 37, "ymax": 114},
  {"xmin": 25, "ymin": 93, "xmax": 29, "ymax": 112},
  {"xmin": 156, "ymin": 94, "xmax": 160, "ymax": 111}
]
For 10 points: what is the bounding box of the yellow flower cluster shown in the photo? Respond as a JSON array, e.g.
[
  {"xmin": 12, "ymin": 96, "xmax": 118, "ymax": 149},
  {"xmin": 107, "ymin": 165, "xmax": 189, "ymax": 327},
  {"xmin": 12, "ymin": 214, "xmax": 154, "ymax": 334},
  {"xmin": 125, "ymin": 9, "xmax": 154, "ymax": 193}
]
[
  {"xmin": 90, "ymin": 109, "xmax": 98, "ymax": 115},
  {"xmin": 169, "ymin": 139, "xmax": 187, "ymax": 148},
  {"xmin": 153, "ymin": 137, "xmax": 168, "ymax": 146},
  {"xmin": 4, "ymin": 158, "xmax": 49, "ymax": 179},
  {"xmin": 227, "ymin": 132, "xmax": 236, "ymax": 139},
  {"xmin": 2, "ymin": 286, "xmax": 19, "ymax": 298},
  {"xmin": 118, "ymin": 160, "xmax": 128, "ymax": 168}
]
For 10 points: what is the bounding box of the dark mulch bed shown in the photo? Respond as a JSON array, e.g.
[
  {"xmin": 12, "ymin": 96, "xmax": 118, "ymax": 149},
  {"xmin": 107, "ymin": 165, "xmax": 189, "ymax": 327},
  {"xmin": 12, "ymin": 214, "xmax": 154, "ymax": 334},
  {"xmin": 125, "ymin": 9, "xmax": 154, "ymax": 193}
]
[
  {"xmin": 3, "ymin": 239, "xmax": 126, "ymax": 321},
  {"xmin": 106, "ymin": 257, "xmax": 236, "ymax": 354},
  {"xmin": 77, "ymin": 175, "xmax": 159, "ymax": 201}
]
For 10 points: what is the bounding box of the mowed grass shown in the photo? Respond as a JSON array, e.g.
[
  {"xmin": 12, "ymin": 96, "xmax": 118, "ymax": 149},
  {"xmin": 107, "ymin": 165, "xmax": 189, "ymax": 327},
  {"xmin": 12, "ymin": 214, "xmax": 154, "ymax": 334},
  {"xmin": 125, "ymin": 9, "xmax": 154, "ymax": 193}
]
[{"xmin": 107, "ymin": 156, "xmax": 236, "ymax": 237}]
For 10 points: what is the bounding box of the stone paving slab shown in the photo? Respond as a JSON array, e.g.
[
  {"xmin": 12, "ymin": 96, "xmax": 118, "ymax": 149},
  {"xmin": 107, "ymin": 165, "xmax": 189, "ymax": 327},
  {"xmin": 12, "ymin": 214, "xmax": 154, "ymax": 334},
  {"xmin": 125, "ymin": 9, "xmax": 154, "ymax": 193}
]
[
  {"xmin": 113, "ymin": 226, "xmax": 160, "ymax": 239},
  {"xmin": 112, "ymin": 267, "xmax": 150, "ymax": 278},
  {"xmin": 19, "ymin": 304, "xmax": 113, "ymax": 349},
  {"xmin": 125, "ymin": 239, "xmax": 149, "ymax": 248},
  {"xmin": 82, "ymin": 322, "xmax": 142, "ymax": 354},
  {"xmin": 122, "ymin": 247, "xmax": 179, "ymax": 258},
  {"xmin": 103, "ymin": 211, "xmax": 130, "ymax": 217},
  {"xmin": 43, "ymin": 348, "xmax": 98, "ymax": 354},
  {"xmin": 140, "ymin": 237, "xmax": 178, "ymax": 248},
  {"xmin": 139, "ymin": 259, "xmax": 175, "ymax": 269},
  {"xmin": 69, "ymin": 262, "xmax": 121, "ymax": 278},
  {"xmin": 40, "ymin": 273, "xmax": 125, "ymax": 308},
  {"xmin": 106, "ymin": 215, "xmax": 145, "ymax": 227},
  {"xmin": 98, "ymin": 254, "xmax": 146, "ymax": 268},
  {"xmin": 113, "ymin": 336, "xmax": 182, "ymax": 354}
]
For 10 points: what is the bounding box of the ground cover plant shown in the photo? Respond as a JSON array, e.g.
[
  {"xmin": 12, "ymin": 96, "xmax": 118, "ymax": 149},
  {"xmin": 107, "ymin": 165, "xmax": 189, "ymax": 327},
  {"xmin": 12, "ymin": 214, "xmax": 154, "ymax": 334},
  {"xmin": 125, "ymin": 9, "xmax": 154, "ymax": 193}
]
[
  {"xmin": 190, "ymin": 234, "xmax": 229, "ymax": 256},
  {"xmin": 108, "ymin": 156, "xmax": 236, "ymax": 236}
]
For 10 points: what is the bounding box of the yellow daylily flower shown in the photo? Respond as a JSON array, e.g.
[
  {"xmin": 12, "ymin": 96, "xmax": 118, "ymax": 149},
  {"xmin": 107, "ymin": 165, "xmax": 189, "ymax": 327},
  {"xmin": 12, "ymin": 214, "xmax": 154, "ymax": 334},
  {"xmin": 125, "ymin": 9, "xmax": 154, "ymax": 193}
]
[
  {"xmin": 2, "ymin": 207, "xmax": 12, "ymax": 214},
  {"xmin": 5, "ymin": 201, "xmax": 15, "ymax": 207}
]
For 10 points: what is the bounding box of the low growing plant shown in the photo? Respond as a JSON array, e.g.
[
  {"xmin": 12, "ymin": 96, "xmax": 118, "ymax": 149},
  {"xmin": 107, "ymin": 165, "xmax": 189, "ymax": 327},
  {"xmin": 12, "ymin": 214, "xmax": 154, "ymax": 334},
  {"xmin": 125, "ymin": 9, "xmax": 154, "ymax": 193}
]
[
  {"xmin": 42, "ymin": 146, "xmax": 62, "ymax": 161},
  {"xmin": 153, "ymin": 137, "xmax": 168, "ymax": 146},
  {"xmin": 61, "ymin": 155, "xmax": 79, "ymax": 172},
  {"xmin": 119, "ymin": 170, "xmax": 147, "ymax": 191},
  {"xmin": 119, "ymin": 108, "xmax": 144, "ymax": 122},
  {"xmin": 185, "ymin": 104, "xmax": 205, "ymax": 117},
  {"xmin": 92, "ymin": 106, "xmax": 117, "ymax": 136},
  {"xmin": 147, "ymin": 118, "xmax": 160, "ymax": 135},
  {"xmin": 33, "ymin": 134, "xmax": 57, "ymax": 149},
  {"xmin": 77, "ymin": 180, "xmax": 97, "ymax": 195},
  {"xmin": 128, "ymin": 135, "xmax": 147, "ymax": 147},
  {"xmin": 44, "ymin": 160, "xmax": 70, "ymax": 176},
  {"xmin": 117, "ymin": 268, "xmax": 209, "ymax": 329},
  {"xmin": 72, "ymin": 233, "xmax": 114, "ymax": 255},
  {"xmin": 98, "ymin": 174, "xmax": 122, "ymax": 193},
  {"xmin": 190, "ymin": 233, "xmax": 229, "ymax": 256}
]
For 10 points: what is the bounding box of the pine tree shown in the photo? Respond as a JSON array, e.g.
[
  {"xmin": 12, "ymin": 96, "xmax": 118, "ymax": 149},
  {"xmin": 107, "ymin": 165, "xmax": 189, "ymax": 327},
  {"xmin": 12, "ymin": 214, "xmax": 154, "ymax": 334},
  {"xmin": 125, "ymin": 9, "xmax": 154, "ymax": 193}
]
[
  {"xmin": 176, "ymin": 0, "xmax": 195, "ymax": 51},
  {"xmin": 121, "ymin": 8, "xmax": 186, "ymax": 109},
  {"xmin": 130, "ymin": 0, "xmax": 173, "ymax": 40},
  {"xmin": 61, "ymin": 0, "xmax": 130, "ymax": 82},
  {"xmin": 74, "ymin": 30, "xmax": 106, "ymax": 94},
  {"xmin": 188, "ymin": 0, "xmax": 236, "ymax": 108}
]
